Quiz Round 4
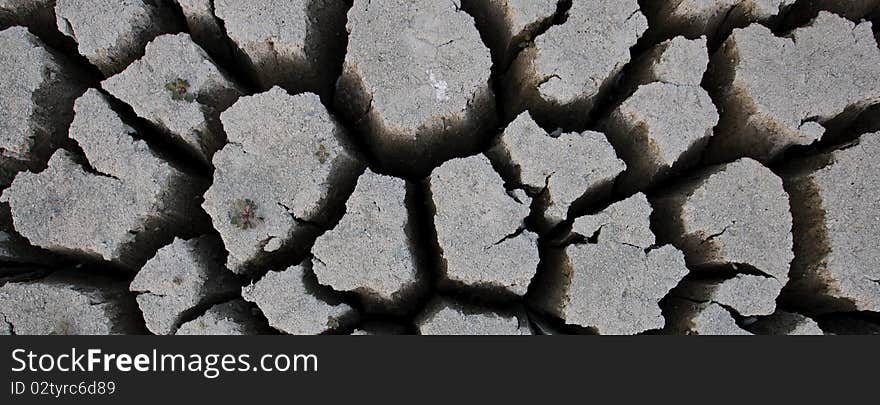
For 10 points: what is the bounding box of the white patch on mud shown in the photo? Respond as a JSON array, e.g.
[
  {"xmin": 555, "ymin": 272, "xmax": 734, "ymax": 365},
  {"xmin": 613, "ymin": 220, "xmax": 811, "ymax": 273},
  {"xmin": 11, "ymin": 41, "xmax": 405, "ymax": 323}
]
[{"xmin": 427, "ymin": 70, "xmax": 449, "ymax": 102}]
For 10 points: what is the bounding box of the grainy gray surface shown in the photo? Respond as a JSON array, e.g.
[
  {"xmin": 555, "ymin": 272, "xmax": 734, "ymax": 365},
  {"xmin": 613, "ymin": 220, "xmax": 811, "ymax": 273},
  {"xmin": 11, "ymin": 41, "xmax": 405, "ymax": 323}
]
[
  {"xmin": 130, "ymin": 235, "xmax": 237, "ymax": 335},
  {"xmin": 102, "ymin": 33, "xmax": 243, "ymax": 166},
  {"xmin": 312, "ymin": 169, "xmax": 421, "ymax": 310},
  {"xmin": 653, "ymin": 158, "xmax": 793, "ymax": 316},
  {"xmin": 489, "ymin": 111, "xmax": 625, "ymax": 227},
  {"xmin": 607, "ymin": 36, "xmax": 717, "ymax": 191},
  {"xmin": 2, "ymin": 89, "xmax": 205, "ymax": 269},
  {"xmin": 55, "ymin": 0, "xmax": 175, "ymax": 76},
  {"xmin": 643, "ymin": 0, "xmax": 798, "ymax": 41},
  {"xmin": 242, "ymin": 263, "xmax": 357, "ymax": 335},
  {"xmin": 784, "ymin": 132, "xmax": 880, "ymax": 314},
  {"xmin": 335, "ymin": 0, "xmax": 495, "ymax": 174},
  {"xmin": 0, "ymin": 1, "xmax": 877, "ymax": 335},
  {"xmin": 664, "ymin": 296, "xmax": 765, "ymax": 335},
  {"xmin": 0, "ymin": 26, "xmax": 85, "ymax": 184},
  {"xmin": 709, "ymin": 12, "xmax": 880, "ymax": 162},
  {"xmin": 175, "ymin": 299, "xmax": 266, "ymax": 335},
  {"xmin": 203, "ymin": 87, "xmax": 362, "ymax": 274},
  {"xmin": 531, "ymin": 194, "xmax": 688, "ymax": 335},
  {"xmin": 430, "ymin": 155, "xmax": 539, "ymax": 297},
  {"xmin": 0, "ymin": 270, "xmax": 140, "ymax": 335},
  {"xmin": 417, "ymin": 299, "xmax": 531, "ymax": 335},
  {"xmin": 508, "ymin": 0, "xmax": 646, "ymax": 126}
]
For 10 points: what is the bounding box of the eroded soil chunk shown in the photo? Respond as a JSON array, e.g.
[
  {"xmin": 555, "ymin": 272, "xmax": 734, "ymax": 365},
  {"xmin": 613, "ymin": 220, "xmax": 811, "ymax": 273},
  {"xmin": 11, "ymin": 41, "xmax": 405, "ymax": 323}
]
[
  {"xmin": 784, "ymin": 133, "xmax": 880, "ymax": 313},
  {"xmin": 709, "ymin": 12, "xmax": 880, "ymax": 162},
  {"xmin": 102, "ymin": 33, "xmax": 243, "ymax": 166},
  {"xmin": 429, "ymin": 155, "xmax": 539, "ymax": 297},
  {"xmin": 312, "ymin": 169, "xmax": 421, "ymax": 311},
  {"xmin": 653, "ymin": 159, "xmax": 793, "ymax": 316},
  {"xmin": 1, "ymin": 89, "xmax": 206, "ymax": 269},
  {"xmin": 0, "ymin": 27, "xmax": 85, "ymax": 185},
  {"xmin": 203, "ymin": 87, "xmax": 363, "ymax": 274},
  {"xmin": 130, "ymin": 235, "xmax": 238, "ymax": 335},
  {"xmin": 507, "ymin": 0, "xmax": 646, "ymax": 126},
  {"xmin": 531, "ymin": 194, "xmax": 688, "ymax": 335},
  {"xmin": 336, "ymin": 0, "xmax": 495, "ymax": 174},
  {"xmin": 55, "ymin": 0, "xmax": 176, "ymax": 75},
  {"xmin": 490, "ymin": 112, "xmax": 625, "ymax": 226},
  {"xmin": 0, "ymin": 271, "xmax": 140, "ymax": 335},
  {"xmin": 417, "ymin": 299, "xmax": 531, "ymax": 335},
  {"xmin": 176, "ymin": 300, "xmax": 266, "ymax": 335},
  {"xmin": 607, "ymin": 36, "xmax": 718, "ymax": 191},
  {"xmin": 242, "ymin": 262, "xmax": 357, "ymax": 335}
]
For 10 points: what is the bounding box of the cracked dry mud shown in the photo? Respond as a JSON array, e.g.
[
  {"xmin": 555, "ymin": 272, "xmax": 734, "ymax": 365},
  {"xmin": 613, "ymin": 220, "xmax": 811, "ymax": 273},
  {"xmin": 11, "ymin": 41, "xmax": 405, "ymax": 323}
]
[{"xmin": 0, "ymin": 0, "xmax": 879, "ymax": 336}]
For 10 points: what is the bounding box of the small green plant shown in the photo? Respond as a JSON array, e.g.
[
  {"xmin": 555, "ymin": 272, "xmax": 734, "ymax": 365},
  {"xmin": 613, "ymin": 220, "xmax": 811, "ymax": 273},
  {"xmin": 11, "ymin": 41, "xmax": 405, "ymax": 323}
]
[
  {"xmin": 314, "ymin": 144, "xmax": 329, "ymax": 164},
  {"xmin": 165, "ymin": 78, "xmax": 195, "ymax": 102},
  {"xmin": 228, "ymin": 199, "xmax": 263, "ymax": 230}
]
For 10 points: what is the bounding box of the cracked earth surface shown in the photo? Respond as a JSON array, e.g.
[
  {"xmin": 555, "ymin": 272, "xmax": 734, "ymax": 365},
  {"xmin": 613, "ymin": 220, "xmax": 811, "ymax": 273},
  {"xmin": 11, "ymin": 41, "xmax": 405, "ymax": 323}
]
[{"xmin": 1, "ymin": 0, "xmax": 879, "ymax": 335}]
